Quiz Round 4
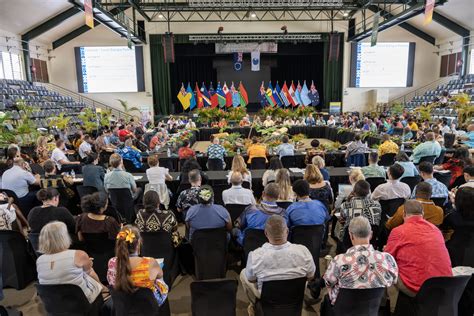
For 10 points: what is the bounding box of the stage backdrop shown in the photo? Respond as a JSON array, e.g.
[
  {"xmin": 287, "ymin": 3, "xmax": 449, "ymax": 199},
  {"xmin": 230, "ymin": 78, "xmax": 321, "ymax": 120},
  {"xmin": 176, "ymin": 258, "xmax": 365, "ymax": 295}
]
[{"xmin": 150, "ymin": 33, "xmax": 343, "ymax": 115}]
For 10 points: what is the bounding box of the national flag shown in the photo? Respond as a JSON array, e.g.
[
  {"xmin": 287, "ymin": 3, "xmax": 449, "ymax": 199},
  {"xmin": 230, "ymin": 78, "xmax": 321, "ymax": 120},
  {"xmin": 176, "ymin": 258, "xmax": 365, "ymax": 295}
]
[
  {"xmin": 279, "ymin": 81, "xmax": 291, "ymax": 107},
  {"xmin": 223, "ymin": 82, "xmax": 233, "ymax": 107},
  {"xmin": 233, "ymin": 52, "xmax": 243, "ymax": 71},
  {"xmin": 289, "ymin": 81, "xmax": 299, "ymax": 107},
  {"xmin": 265, "ymin": 82, "xmax": 276, "ymax": 107},
  {"xmin": 177, "ymin": 83, "xmax": 191, "ymax": 110},
  {"xmin": 231, "ymin": 82, "xmax": 241, "ymax": 107},
  {"xmin": 216, "ymin": 82, "xmax": 226, "ymax": 108},
  {"xmin": 200, "ymin": 83, "xmax": 211, "ymax": 107},
  {"xmin": 300, "ymin": 80, "xmax": 311, "ymax": 106},
  {"xmin": 287, "ymin": 81, "xmax": 297, "ymax": 107},
  {"xmin": 274, "ymin": 81, "xmax": 285, "ymax": 107},
  {"xmin": 308, "ymin": 80, "xmax": 320, "ymax": 107},
  {"xmin": 187, "ymin": 82, "xmax": 196, "ymax": 110},
  {"xmin": 258, "ymin": 82, "xmax": 268, "ymax": 107},
  {"xmin": 270, "ymin": 81, "xmax": 282, "ymax": 107},
  {"xmin": 209, "ymin": 82, "xmax": 218, "ymax": 108},
  {"xmin": 238, "ymin": 81, "xmax": 248, "ymax": 107},
  {"xmin": 195, "ymin": 82, "xmax": 204, "ymax": 109},
  {"xmin": 294, "ymin": 81, "xmax": 303, "ymax": 106}
]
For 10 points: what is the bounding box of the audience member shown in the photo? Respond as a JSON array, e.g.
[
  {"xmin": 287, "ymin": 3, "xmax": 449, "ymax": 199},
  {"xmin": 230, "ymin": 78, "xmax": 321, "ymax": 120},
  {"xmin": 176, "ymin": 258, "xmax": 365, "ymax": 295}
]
[
  {"xmin": 371, "ymin": 164, "xmax": 411, "ymax": 201},
  {"xmin": 412, "ymin": 162, "xmax": 449, "ymax": 204},
  {"xmin": 402, "ymin": 127, "xmax": 414, "ymax": 142},
  {"xmin": 117, "ymin": 139, "xmax": 143, "ymax": 170},
  {"xmin": 78, "ymin": 134, "xmax": 93, "ymax": 160},
  {"xmin": 386, "ymin": 182, "xmax": 443, "ymax": 230},
  {"xmin": 228, "ymin": 155, "xmax": 252, "ymax": 186},
  {"xmin": 185, "ymin": 186, "xmax": 232, "ymax": 241},
  {"xmin": 286, "ymin": 180, "xmax": 329, "ymax": 229},
  {"xmin": 179, "ymin": 158, "xmax": 208, "ymax": 186},
  {"xmin": 305, "ymin": 139, "xmax": 325, "ymax": 165},
  {"xmin": 378, "ymin": 134, "xmax": 399, "ymax": 157},
  {"xmin": 385, "ymin": 200, "xmax": 452, "ymax": 312},
  {"xmin": 323, "ymin": 217, "xmax": 398, "ymax": 307},
  {"xmin": 235, "ymin": 183, "xmax": 286, "ymax": 245},
  {"xmin": 37, "ymin": 222, "xmax": 104, "ymax": 304},
  {"xmin": 178, "ymin": 139, "xmax": 196, "ymax": 160},
  {"xmin": 434, "ymin": 147, "xmax": 471, "ymax": 187},
  {"xmin": 361, "ymin": 152, "xmax": 386, "ymax": 178},
  {"xmin": 104, "ymin": 154, "xmax": 142, "ymax": 201},
  {"xmin": 275, "ymin": 135, "xmax": 295, "ymax": 159},
  {"xmin": 176, "ymin": 169, "xmax": 202, "ymax": 216},
  {"xmin": 207, "ymin": 136, "xmax": 227, "ymax": 168},
  {"xmin": 76, "ymin": 192, "xmax": 121, "ymax": 241},
  {"xmin": 262, "ymin": 116, "xmax": 274, "ymax": 128},
  {"xmin": 262, "ymin": 157, "xmax": 283, "ymax": 186},
  {"xmin": 275, "ymin": 168, "xmax": 295, "ymax": 202},
  {"xmin": 222, "ymin": 172, "xmax": 256, "ymax": 206},
  {"xmin": 82, "ymin": 153, "xmax": 105, "ymax": 192},
  {"xmin": 145, "ymin": 155, "xmax": 172, "ymax": 208},
  {"xmin": 107, "ymin": 225, "xmax": 168, "ymax": 306},
  {"xmin": 410, "ymin": 132, "xmax": 441, "ymax": 164},
  {"xmin": 394, "ymin": 152, "xmax": 419, "ymax": 179},
  {"xmin": 334, "ymin": 168, "xmax": 365, "ymax": 209},
  {"xmin": 312, "ymin": 155, "xmax": 329, "ymax": 181},
  {"xmin": 459, "ymin": 165, "xmax": 474, "ymax": 188},
  {"xmin": 51, "ymin": 139, "xmax": 81, "ymax": 173},
  {"xmin": 345, "ymin": 134, "xmax": 368, "ymax": 159},
  {"xmin": 0, "ymin": 192, "xmax": 28, "ymax": 233},
  {"xmin": 247, "ymin": 137, "xmax": 267, "ymax": 163},
  {"xmin": 240, "ymin": 215, "xmax": 315, "ymax": 314},
  {"xmin": 304, "ymin": 165, "xmax": 333, "ymax": 208},
  {"xmin": 28, "ymin": 188, "xmax": 75, "ymax": 234}
]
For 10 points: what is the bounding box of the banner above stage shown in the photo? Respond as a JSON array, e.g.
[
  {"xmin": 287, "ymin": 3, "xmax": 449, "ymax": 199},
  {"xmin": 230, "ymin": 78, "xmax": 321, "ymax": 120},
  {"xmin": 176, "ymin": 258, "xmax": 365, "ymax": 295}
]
[{"xmin": 215, "ymin": 42, "xmax": 278, "ymax": 54}]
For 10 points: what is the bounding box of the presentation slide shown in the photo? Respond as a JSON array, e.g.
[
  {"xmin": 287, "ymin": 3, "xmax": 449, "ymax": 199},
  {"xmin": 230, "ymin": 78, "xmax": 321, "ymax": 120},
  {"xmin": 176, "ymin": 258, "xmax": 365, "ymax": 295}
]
[
  {"xmin": 350, "ymin": 42, "xmax": 415, "ymax": 88},
  {"xmin": 75, "ymin": 46, "xmax": 144, "ymax": 93}
]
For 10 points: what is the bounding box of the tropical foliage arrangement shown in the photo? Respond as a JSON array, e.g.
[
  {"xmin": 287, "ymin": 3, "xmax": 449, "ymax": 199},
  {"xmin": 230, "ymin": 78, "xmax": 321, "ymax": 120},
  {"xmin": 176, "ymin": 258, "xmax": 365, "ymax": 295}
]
[
  {"xmin": 0, "ymin": 112, "xmax": 15, "ymax": 146},
  {"xmin": 15, "ymin": 101, "xmax": 40, "ymax": 145},
  {"xmin": 452, "ymin": 93, "xmax": 473, "ymax": 126},
  {"xmin": 117, "ymin": 99, "xmax": 141, "ymax": 119}
]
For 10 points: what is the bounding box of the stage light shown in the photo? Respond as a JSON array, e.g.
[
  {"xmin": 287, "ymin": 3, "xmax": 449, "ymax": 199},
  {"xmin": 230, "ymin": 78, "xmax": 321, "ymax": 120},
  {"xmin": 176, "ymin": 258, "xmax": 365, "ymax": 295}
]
[
  {"xmin": 158, "ymin": 13, "xmax": 164, "ymax": 19},
  {"xmin": 281, "ymin": 25, "xmax": 288, "ymax": 35},
  {"xmin": 217, "ymin": 26, "xmax": 224, "ymax": 34},
  {"xmin": 250, "ymin": 11, "xmax": 257, "ymax": 18},
  {"xmin": 343, "ymin": 12, "xmax": 349, "ymax": 17}
]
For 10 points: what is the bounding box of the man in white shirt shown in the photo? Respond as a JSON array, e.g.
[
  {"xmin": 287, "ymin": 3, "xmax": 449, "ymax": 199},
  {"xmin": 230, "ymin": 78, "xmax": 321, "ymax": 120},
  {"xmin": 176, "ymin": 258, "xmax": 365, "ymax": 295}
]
[
  {"xmin": 240, "ymin": 215, "xmax": 315, "ymax": 314},
  {"xmin": 51, "ymin": 139, "xmax": 81, "ymax": 174},
  {"xmin": 185, "ymin": 119, "xmax": 196, "ymax": 129},
  {"xmin": 78, "ymin": 134, "xmax": 93, "ymax": 160},
  {"xmin": 371, "ymin": 164, "xmax": 411, "ymax": 201},
  {"xmin": 222, "ymin": 172, "xmax": 256, "ymax": 206}
]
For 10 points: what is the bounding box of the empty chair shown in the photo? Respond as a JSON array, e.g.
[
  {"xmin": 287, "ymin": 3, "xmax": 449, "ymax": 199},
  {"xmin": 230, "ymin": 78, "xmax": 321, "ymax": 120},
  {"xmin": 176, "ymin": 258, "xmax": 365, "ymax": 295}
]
[
  {"xmin": 122, "ymin": 159, "xmax": 142, "ymax": 173},
  {"xmin": 191, "ymin": 228, "xmax": 227, "ymax": 280},
  {"xmin": 190, "ymin": 279, "xmax": 238, "ymax": 316},
  {"xmin": 433, "ymin": 171, "xmax": 451, "ymax": 189},
  {"xmin": 36, "ymin": 284, "xmax": 104, "ymax": 316},
  {"xmin": 0, "ymin": 230, "xmax": 36, "ymax": 290},
  {"xmin": 401, "ymin": 176, "xmax": 421, "ymax": 192},
  {"xmin": 250, "ymin": 157, "xmax": 267, "ymax": 170},
  {"xmin": 394, "ymin": 275, "xmax": 471, "ymax": 316},
  {"xmin": 281, "ymin": 156, "xmax": 297, "ymax": 169},
  {"xmin": 207, "ymin": 158, "xmax": 224, "ymax": 171},
  {"xmin": 379, "ymin": 153, "xmax": 396, "ymax": 166},
  {"xmin": 255, "ymin": 277, "xmax": 307, "ymax": 316},
  {"xmin": 111, "ymin": 287, "xmax": 170, "ymax": 316},
  {"xmin": 417, "ymin": 155, "xmax": 437, "ymax": 165},
  {"xmin": 243, "ymin": 229, "xmax": 267, "ymax": 265},
  {"xmin": 76, "ymin": 185, "xmax": 98, "ymax": 200},
  {"xmin": 379, "ymin": 198, "xmax": 406, "ymax": 218},
  {"xmin": 225, "ymin": 204, "xmax": 250, "ymax": 223},
  {"xmin": 328, "ymin": 288, "xmax": 385, "ymax": 316},
  {"xmin": 366, "ymin": 177, "xmax": 387, "ymax": 192},
  {"xmin": 81, "ymin": 233, "xmax": 115, "ymax": 283},
  {"xmin": 290, "ymin": 225, "xmax": 324, "ymax": 277},
  {"xmin": 108, "ymin": 188, "xmax": 136, "ymax": 224}
]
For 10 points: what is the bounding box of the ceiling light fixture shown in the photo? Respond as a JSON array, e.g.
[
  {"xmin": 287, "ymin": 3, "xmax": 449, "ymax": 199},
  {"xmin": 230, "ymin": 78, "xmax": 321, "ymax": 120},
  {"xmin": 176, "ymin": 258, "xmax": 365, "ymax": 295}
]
[{"xmin": 250, "ymin": 11, "xmax": 257, "ymax": 18}]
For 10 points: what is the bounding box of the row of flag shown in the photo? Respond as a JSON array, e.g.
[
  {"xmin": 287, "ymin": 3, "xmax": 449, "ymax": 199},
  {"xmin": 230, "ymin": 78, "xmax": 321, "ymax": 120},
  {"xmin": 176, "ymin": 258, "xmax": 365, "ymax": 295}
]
[
  {"xmin": 258, "ymin": 80, "xmax": 319, "ymax": 108},
  {"xmin": 177, "ymin": 82, "xmax": 249, "ymax": 110}
]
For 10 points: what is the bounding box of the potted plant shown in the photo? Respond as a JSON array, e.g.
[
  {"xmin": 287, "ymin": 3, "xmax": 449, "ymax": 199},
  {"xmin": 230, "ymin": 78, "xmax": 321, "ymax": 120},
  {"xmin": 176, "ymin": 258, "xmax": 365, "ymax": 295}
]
[
  {"xmin": 452, "ymin": 93, "xmax": 474, "ymax": 126},
  {"xmin": 117, "ymin": 99, "xmax": 141, "ymax": 120}
]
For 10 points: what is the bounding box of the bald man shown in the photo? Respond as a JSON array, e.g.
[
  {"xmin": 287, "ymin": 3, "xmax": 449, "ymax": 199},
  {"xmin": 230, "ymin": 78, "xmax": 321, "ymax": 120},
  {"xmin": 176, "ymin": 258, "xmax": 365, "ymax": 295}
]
[{"xmin": 222, "ymin": 172, "xmax": 256, "ymax": 206}]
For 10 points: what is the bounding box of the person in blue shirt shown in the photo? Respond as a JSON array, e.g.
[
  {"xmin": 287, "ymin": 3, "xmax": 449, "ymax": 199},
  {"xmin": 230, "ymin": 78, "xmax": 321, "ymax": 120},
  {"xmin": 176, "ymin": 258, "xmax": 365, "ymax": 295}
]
[
  {"xmin": 275, "ymin": 135, "xmax": 295, "ymax": 159},
  {"xmin": 116, "ymin": 139, "xmax": 143, "ymax": 170},
  {"xmin": 395, "ymin": 152, "xmax": 419, "ymax": 179},
  {"xmin": 410, "ymin": 132, "xmax": 441, "ymax": 164},
  {"xmin": 412, "ymin": 162, "xmax": 449, "ymax": 205},
  {"xmin": 305, "ymin": 113, "xmax": 316, "ymax": 126},
  {"xmin": 234, "ymin": 183, "xmax": 287, "ymax": 246},
  {"xmin": 286, "ymin": 179, "xmax": 330, "ymax": 229},
  {"xmin": 459, "ymin": 124, "xmax": 474, "ymax": 149}
]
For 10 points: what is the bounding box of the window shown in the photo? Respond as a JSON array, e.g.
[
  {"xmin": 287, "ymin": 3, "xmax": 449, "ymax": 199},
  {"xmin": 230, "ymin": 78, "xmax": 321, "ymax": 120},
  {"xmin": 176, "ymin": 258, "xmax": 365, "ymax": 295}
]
[{"xmin": 0, "ymin": 51, "xmax": 24, "ymax": 80}]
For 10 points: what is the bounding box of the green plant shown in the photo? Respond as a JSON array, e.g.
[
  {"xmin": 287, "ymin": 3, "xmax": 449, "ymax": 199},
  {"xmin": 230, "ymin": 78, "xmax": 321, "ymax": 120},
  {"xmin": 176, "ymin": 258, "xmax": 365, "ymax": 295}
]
[
  {"xmin": 452, "ymin": 93, "xmax": 474, "ymax": 126},
  {"xmin": 0, "ymin": 112, "xmax": 15, "ymax": 146},
  {"xmin": 391, "ymin": 102, "xmax": 404, "ymax": 116},
  {"xmin": 117, "ymin": 99, "xmax": 140, "ymax": 119},
  {"xmin": 48, "ymin": 113, "xmax": 71, "ymax": 130},
  {"xmin": 78, "ymin": 108, "xmax": 99, "ymax": 133},
  {"xmin": 414, "ymin": 103, "xmax": 434, "ymax": 122},
  {"xmin": 98, "ymin": 108, "xmax": 112, "ymax": 127},
  {"xmin": 15, "ymin": 101, "xmax": 39, "ymax": 145}
]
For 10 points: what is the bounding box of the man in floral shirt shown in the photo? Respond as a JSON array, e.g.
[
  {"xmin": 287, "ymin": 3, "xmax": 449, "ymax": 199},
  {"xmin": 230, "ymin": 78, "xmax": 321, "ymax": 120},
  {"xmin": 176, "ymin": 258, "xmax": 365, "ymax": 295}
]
[
  {"xmin": 206, "ymin": 136, "xmax": 226, "ymax": 167},
  {"xmin": 323, "ymin": 216, "xmax": 398, "ymax": 306},
  {"xmin": 176, "ymin": 169, "xmax": 201, "ymax": 217}
]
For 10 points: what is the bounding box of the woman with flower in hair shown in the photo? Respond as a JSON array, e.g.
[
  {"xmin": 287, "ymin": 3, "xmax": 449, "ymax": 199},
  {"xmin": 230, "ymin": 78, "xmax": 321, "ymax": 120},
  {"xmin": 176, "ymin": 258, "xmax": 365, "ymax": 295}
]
[
  {"xmin": 185, "ymin": 185, "xmax": 232, "ymax": 241},
  {"xmin": 107, "ymin": 225, "xmax": 168, "ymax": 306}
]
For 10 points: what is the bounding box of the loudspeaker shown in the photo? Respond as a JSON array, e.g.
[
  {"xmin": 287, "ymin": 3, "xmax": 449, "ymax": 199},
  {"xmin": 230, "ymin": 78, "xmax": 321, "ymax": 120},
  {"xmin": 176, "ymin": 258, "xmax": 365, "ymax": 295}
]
[
  {"xmin": 162, "ymin": 32, "xmax": 175, "ymax": 63},
  {"xmin": 137, "ymin": 20, "xmax": 145, "ymax": 41},
  {"xmin": 348, "ymin": 19, "xmax": 355, "ymax": 38}
]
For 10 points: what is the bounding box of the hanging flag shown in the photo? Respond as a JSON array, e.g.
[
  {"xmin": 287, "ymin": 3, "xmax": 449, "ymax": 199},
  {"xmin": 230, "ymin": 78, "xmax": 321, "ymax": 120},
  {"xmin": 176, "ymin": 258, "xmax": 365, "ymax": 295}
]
[
  {"xmin": 231, "ymin": 82, "xmax": 241, "ymax": 107},
  {"xmin": 209, "ymin": 82, "xmax": 218, "ymax": 108},
  {"xmin": 308, "ymin": 80, "xmax": 320, "ymax": 107},
  {"xmin": 238, "ymin": 81, "xmax": 248, "ymax": 107},
  {"xmin": 424, "ymin": 0, "xmax": 435, "ymax": 24},
  {"xmin": 223, "ymin": 82, "xmax": 232, "ymax": 107},
  {"xmin": 195, "ymin": 82, "xmax": 204, "ymax": 109},
  {"xmin": 328, "ymin": 33, "xmax": 341, "ymax": 62},
  {"xmin": 187, "ymin": 82, "xmax": 196, "ymax": 110},
  {"xmin": 216, "ymin": 82, "xmax": 226, "ymax": 108},
  {"xmin": 233, "ymin": 52, "xmax": 243, "ymax": 71},
  {"xmin": 84, "ymin": 0, "xmax": 94, "ymax": 29},
  {"xmin": 294, "ymin": 81, "xmax": 303, "ymax": 106},
  {"xmin": 300, "ymin": 81, "xmax": 311, "ymax": 106},
  {"xmin": 177, "ymin": 83, "xmax": 191, "ymax": 110},
  {"xmin": 371, "ymin": 12, "xmax": 380, "ymax": 47},
  {"xmin": 288, "ymin": 81, "xmax": 298, "ymax": 107},
  {"xmin": 258, "ymin": 82, "xmax": 268, "ymax": 107},
  {"xmin": 280, "ymin": 81, "xmax": 291, "ymax": 107},
  {"xmin": 272, "ymin": 82, "xmax": 283, "ymax": 107},
  {"xmin": 200, "ymin": 82, "xmax": 211, "ymax": 107},
  {"xmin": 251, "ymin": 50, "xmax": 260, "ymax": 71}
]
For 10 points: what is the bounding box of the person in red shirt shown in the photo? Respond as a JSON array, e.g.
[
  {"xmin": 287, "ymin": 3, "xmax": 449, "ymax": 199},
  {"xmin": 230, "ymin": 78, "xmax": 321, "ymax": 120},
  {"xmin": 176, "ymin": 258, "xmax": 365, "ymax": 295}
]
[
  {"xmin": 178, "ymin": 140, "xmax": 195, "ymax": 160},
  {"xmin": 434, "ymin": 147, "xmax": 471, "ymax": 187},
  {"xmin": 118, "ymin": 124, "xmax": 136, "ymax": 143},
  {"xmin": 385, "ymin": 199, "xmax": 452, "ymax": 312}
]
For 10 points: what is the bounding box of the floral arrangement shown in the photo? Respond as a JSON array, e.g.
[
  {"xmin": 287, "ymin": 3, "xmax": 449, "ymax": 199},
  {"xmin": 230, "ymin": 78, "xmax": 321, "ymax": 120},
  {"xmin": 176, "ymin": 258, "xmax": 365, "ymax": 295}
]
[
  {"xmin": 195, "ymin": 107, "xmax": 226, "ymax": 124},
  {"xmin": 319, "ymin": 141, "xmax": 342, "ymax": 152},
  {"xmin": 226, "ymin": 107, "xmax": 247, "ymax": 121}
]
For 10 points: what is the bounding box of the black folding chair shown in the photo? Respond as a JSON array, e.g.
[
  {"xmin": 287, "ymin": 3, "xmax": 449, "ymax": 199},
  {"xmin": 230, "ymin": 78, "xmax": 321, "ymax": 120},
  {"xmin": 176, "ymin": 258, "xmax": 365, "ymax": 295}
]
[
  {"xmin": 366, "ymin": 177, "xmax": 387, "ymax": 192},
  {"xmin": 347, "ymin": 154, "xmax": 366, "ymax": 167},
  {"xmin": 431, "ymin": 197, "xmax": 446, "ymax": 207},
  {"xmin": 225, "ymin": 204, "xmax": 249, "ymax": 223},
  {"xmin": 417, "ymin": 155, "xmax": 437, "ymax": 164},
  {"xmin": 281, "ymin": 156, "xmax": 297, "ymax": 168},
  {"xmin": 255, "ymin": 277, "xmax": 307, "ymax": 316},
  {"xmin": 111, "ymin": 287, "xmax": 170, "ymax": 316},
  {"xmin": 379, "ymin": 198, "xmax": 406, "ymax": 218},
  {"xmin": 81, "ymin": 233, "xmax": 115, "ymax": 283},
  {"xmin": 141, "ymin": 231, "xmax": 179, "ymax": 289},
  {"xmin": 331, "ymin": 288, "xmax": 385, "ymax": 316},
  {"xmin": 0, "ymin": 230, "xmax": 36, "ymax": 290},
  {"xmin": 122, "ymin": 158, "xmax": 142, "ymax": 173},
  {"xmin": 36, "ymin": 284, "xmax": 103, "ymax": 316},
  {"xmin": 433, "ymin": 171, "xmax": 451, "ymax": 189},
  {"xmin": 76, "ymin": 185, "xmax": 98, "ymax": 200},
  {"xmin": 290, "ymin": 225, "xmax": 324, "ymax": 277},
  {"xmin": 394, "ymin": 275, "xmax": 471, "ymax": 316},
  {"xmin": 108, "ymin": 188, "xmax": 136, "ymax": 223},
  {"xmin": 250, "ymin": 157, "xmax": 267, "ymax": 170},
  {"xmin": 401, "ymin": 176, "xmax": 421, "ymax": 192},
  {"xmin": 243, "ymin": 229, "xmax": 267, "ymax": 266},
  {"xmin": 190, "ymin": 279, "xmax": 238, "ymax": 316},
  {"xmin": 212, "ymin": 183, "xmax": 231, "ymax": 205},
  {"xmin": 191, "ymin": 228, "xmax": 228, "ymax": 280},
  {"xmin": 207, "ymin": 158, "xmax": 224, "ymax": 171},
  {"xmin": 379, "ymin": 153, "xmax": 396, "ymax": 167},
  {"xmin": 30, "ymin": 163, "xmax": 45, "ymax": 176},
  {"xmin": 27, "ymin": 232, "xmax": 40, "ymax": 257}
]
